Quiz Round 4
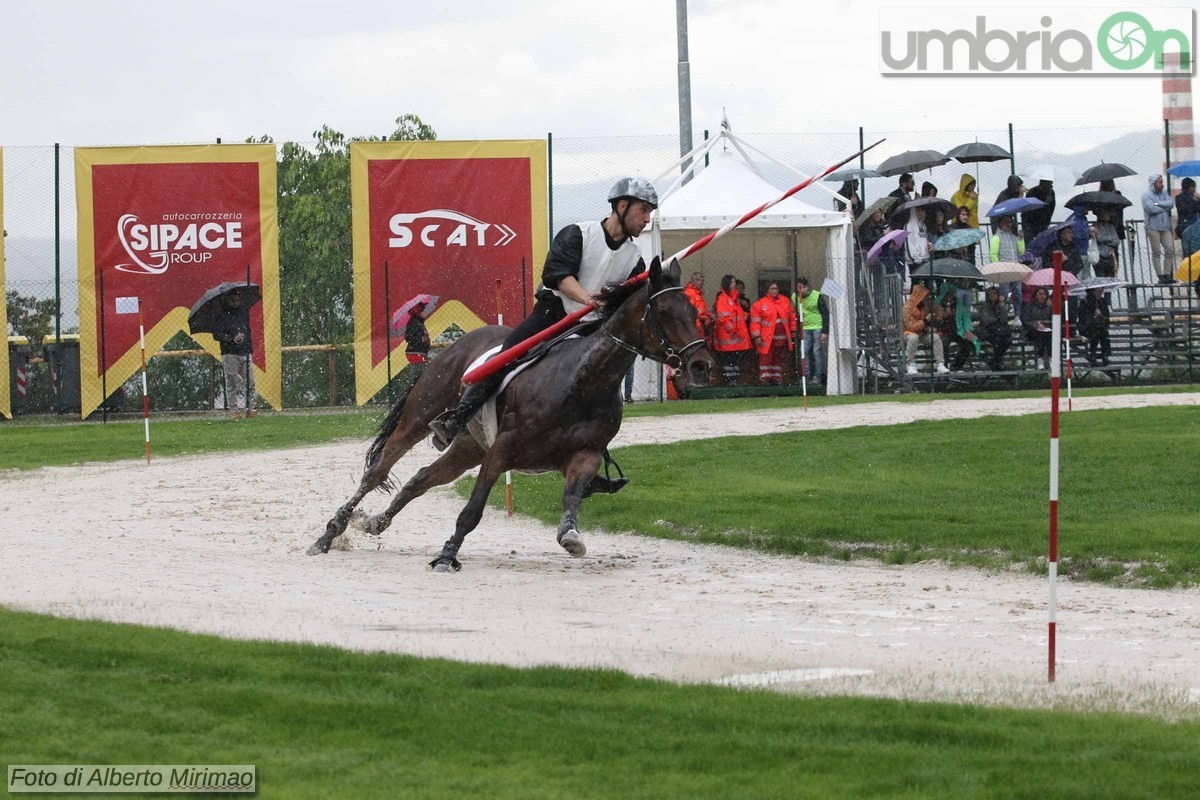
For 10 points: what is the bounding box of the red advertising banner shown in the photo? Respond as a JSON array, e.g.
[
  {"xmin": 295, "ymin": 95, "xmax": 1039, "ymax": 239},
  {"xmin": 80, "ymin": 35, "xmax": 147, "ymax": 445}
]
[
  {"xmin": 351, "ymin": 140, "xmax": 547, "ymax": 404},
  {"xmin": 75, "ymin": 145, "xmax": 280, "ymax": 418}
]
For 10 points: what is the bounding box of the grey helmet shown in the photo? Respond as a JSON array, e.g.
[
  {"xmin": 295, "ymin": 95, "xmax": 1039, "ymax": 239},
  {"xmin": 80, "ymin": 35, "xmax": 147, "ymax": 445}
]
[{"xmin": 608, "ymin": 177, "xmax": 659, "ymax": 208}]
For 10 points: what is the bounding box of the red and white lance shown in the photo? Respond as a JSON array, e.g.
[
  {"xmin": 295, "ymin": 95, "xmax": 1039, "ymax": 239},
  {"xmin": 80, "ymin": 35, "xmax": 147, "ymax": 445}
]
[
  {"xmin": 1048, "ymin": 250, "xmax": 1063, "ymax": 682},
  {"xmin": 462, "ymin": 139, "xmax": 886, "ymax": 386}
]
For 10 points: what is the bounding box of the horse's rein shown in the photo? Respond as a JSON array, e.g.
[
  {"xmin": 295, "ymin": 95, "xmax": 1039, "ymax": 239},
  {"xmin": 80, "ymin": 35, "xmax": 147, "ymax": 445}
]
[{"xmin": 606, "ymin": 283, "xmax": 705, "ymax": 374}]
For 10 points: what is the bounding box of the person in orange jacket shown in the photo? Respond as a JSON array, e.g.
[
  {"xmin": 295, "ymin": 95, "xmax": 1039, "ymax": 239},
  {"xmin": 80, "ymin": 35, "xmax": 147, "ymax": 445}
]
[
  {"xmin": 683, "ymin": 271, "xmax": 714, "ymax": 341},
  {"xmin": 749, "ymin": 282, "xmax": 796, "ymax": 385},
  {"xmin": 713, "ymin": 274, "xmax": 751, "ymax": 385}
]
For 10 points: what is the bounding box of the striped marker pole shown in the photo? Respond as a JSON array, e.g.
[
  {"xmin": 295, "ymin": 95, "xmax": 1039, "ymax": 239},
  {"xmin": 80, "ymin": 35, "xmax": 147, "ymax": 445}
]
[
  {"xmin": 497, "ymin": 279, "xmax": 513, "ymax": 517},
  {"xmin": 138, "ymin": 303, "xmax": 151, "ymax": 464},
  {"xmin": 1048, "ymin": 250, "xmax": 1063, "ymax": 683},
  {"xmin": 797, "ymin": 300, "xmax": 808, "ymax": 411}
]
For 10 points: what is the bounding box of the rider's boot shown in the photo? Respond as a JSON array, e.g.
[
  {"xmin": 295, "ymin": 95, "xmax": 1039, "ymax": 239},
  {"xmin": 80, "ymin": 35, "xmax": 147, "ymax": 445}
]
[{"xmin": 429, "ymin": 378, "xmax": 496, "ymax": 452}]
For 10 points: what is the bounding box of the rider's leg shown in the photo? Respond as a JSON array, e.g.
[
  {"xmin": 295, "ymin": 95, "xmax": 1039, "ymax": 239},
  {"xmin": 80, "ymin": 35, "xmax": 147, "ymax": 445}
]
[{"xmin": 429, "ymin": 293, "xmax": 566, "ymax": 450}]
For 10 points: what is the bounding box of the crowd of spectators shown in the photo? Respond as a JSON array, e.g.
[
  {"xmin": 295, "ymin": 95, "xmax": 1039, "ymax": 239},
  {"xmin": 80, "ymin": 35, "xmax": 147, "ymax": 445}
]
[
  {"xmin": 850, "ymin": 169, "xmax": 1200, "ymax": 375},
  {"xmin": 682, "ymin": 271, "xmax": 829, "ymax": 387}
]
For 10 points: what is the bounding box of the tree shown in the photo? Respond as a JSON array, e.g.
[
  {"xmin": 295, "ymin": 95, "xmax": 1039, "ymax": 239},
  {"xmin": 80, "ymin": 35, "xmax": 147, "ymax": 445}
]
[
  {"xmin": 247, "ymin": 114, "xmax": 437, "ymax": 405},
  {"xmin": 5, "ymin": 290, "xmax": 55, "ymax": 354}
]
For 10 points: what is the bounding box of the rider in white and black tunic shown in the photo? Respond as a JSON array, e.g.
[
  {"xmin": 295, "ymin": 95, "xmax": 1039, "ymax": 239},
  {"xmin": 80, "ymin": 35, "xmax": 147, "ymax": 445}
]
[{"xmin": 428, "ymin": 177, "xmax": 658, "ymax": 492}]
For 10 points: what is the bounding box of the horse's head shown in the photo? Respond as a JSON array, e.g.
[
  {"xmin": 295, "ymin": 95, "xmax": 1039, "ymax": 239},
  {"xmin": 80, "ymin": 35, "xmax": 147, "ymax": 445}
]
[{"xmin": 607, "ymin": 256, "xmax": 715, "ymax": 392}]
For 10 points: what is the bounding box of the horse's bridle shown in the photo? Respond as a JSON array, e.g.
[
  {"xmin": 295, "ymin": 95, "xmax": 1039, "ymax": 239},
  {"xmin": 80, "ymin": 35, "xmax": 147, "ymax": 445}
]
[{"xmin": 607, "ymin": 282, "xmax": 706, "ymax": 374}]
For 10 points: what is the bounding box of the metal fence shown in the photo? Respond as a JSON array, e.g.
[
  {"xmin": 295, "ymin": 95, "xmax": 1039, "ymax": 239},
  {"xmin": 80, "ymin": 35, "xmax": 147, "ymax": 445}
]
[{"xmin": 4, "ymin": 120, "xmax": 1196, "ymax": 416}]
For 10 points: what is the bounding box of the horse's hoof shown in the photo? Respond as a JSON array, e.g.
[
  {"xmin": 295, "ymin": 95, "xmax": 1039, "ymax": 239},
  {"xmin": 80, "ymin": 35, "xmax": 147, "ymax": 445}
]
[
  {"xmin": 363, "ymin": 515, "xmax": 389, "ymax": 536},
  {"xmin": 559, "ymin": 530, "xmax": 587, "ymax": 558},
  {"xmin": 306, "ymin": 541, "xmax": 328, "ymax": 556},
  {"xmin": 428, "ymin": 556, "xmax": 462, "ymax": 572}
]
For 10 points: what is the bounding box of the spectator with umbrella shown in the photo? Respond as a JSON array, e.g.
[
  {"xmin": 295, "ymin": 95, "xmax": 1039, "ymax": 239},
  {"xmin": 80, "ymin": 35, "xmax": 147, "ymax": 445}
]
[
  {"xmin": 835, "ymin": 179, "xmax": 863, "ymax": 218},
  {"xmin": 1176, "ymin": 177, "xmax": 1199, "ymax": 240},
  {"xmin": 904, "ymin": 207, "xmax": 932, "ymax": 287},
  {"xmin": 188, "ymin": 281, "xmax": 262, "ymax": 418},
  {"xmin": 1093, "ymin": 208, "xmax": 1121, "ymax": 277},
  {"xmin": 921, "ymin": 181, "xmax": 938, "ymax": 199},
  {"xmin": 1023, "ymin": 286, "xmax": 1054, "ymax": 370},
  {"xmin": 1024, "ymin": 180, "xmax": 1056, "ymax": 243},
  {"xmin": 950, "ymin": 175, "xmax": 980, "ymax": 228},
  {"xmin": 889, "ymin": 172, "xmax": 915, "ymax": 201},
  {"xmin": 390, "ymin": 294, "xmax": 438, "ymax": 387},
  {"xmin": 976, "ymin": 287, "xmax": 1012, "ymax": 370},
  {"xmin": 1042, "ymin": 224, "xmax": 1085, "ymax": 276},
  {"xmin": 1097, "ymin": 180, "xmax": 1128, "ymax": 247},
  {"xmin": 989, "ymin": 215, "xmax": 1026, "ymax": 323},
  {"xmin": 1141, "ymin": 174, "xmax": 1176, "ymax": 282},
  {"xmin": 994, "ymin": 175, "xmax": 1026, "ymax": 208},
  {"xmin": 935, "ymin": 282, "xmax": 980, "ymax": 372}
]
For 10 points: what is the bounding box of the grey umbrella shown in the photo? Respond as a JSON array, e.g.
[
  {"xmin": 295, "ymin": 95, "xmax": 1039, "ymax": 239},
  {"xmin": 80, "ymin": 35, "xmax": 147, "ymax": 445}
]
[
  {"xmin": 188, "ymin": 281, "xmax": 262, "ymax": 334},
  {"xmin": 855, "ymin": 196, "xmax": 896, "ymax": 229},
  {"xmin": 909, "ymin": 258, "xmax": 984, "ymax": 280},
  {"xmin": 826, "ymin": 167, "xmax": 883, "ymax": 182},
  {"xmin": 1074, "ymin": 162, "xmax": 1136, "ymax": 186},
  {"xmin": 946, "ymin": 142, "xmax": 1011, "ymax": 163},
  {"xmin": 1064, "ymin": 191, "xmax": 1132, "ymax": 211},
  {"xmin": 876, "ymin": 149, "xmax": 950, "ymax": 177}
]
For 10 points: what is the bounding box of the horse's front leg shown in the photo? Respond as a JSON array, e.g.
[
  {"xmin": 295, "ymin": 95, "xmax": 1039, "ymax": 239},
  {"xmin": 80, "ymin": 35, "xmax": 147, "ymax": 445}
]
[{"xmin": 557, "ymin": 451, "xmax": 603, "ymax": 557}]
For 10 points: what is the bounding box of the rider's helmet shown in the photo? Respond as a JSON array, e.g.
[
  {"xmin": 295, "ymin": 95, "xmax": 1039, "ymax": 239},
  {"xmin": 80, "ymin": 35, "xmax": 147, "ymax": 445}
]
[{"xmin": 608, "ymin": 177, "xmax": 659, "ymax": 209}]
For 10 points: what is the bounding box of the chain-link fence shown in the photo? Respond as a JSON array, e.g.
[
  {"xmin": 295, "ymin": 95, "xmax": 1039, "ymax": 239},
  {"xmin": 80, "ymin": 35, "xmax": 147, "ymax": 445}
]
[{"xmin": 5, "ymin": 121, "xmax": 1197, "ymax": 416}]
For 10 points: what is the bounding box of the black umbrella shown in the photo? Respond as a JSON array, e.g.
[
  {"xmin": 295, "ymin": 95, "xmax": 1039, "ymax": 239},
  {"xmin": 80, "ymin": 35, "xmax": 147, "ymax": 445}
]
[
  {"xmin": 1064, "ymin": 191, "xmax": 1132, "ymax": 212},
  {"xmin": 1074, "ymin": 162, "xmax": 1136, "ymax": 186},
  {"xmin": 946, "ymin": 142, "xmax": 1010, "ymax": 163},
  {"xmin": 876, "ymin": 149, "xmax": 949, "ymax": 177},
  {"xmin": 895, "ymin": 196, "xmax": 956, "ymax": 214},
  {"xmin": 909, "ymin": 258, "xmax": 983, "ymax": 280},
  {"xmin": 188, "ymin": 281, "xmax": 262, "ymax": 334},
  {"xmin": 825, "ymin": 167, "xmax": 883, "ymax": 182}
]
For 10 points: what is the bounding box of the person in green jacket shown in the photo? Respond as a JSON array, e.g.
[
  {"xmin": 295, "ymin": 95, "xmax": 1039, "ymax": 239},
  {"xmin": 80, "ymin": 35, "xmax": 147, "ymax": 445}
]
[
  {"xmin": 989, "ymin": 215, "xmax": 1026, "ymax": 324},
  {"xmin": 791, "ymin": 276, "xmax": 830, "ymax": 384}
]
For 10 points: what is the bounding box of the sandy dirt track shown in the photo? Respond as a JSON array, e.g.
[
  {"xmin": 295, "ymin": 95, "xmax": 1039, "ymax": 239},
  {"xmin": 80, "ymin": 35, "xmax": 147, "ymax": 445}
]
[{"xmin": 1, "ymin": 392, "xmax": 1197, "ymax": 715}]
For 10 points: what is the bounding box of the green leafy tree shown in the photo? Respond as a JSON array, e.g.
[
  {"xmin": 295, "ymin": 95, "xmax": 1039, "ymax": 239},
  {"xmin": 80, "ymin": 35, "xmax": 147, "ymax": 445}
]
[
  {"xmin": 5, "ymin": 290, "xmax": 55, "ymax": 354},
  {"xmin": 248, "ymin": 114, "xmax": 437, "ymax": 406}
]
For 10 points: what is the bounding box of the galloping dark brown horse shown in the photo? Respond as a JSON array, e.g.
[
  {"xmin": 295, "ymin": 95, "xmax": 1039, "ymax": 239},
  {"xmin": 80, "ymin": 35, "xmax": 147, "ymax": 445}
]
[{"xmin": 307, "ymin": 255, "xmax": 715, "ymax": 570}]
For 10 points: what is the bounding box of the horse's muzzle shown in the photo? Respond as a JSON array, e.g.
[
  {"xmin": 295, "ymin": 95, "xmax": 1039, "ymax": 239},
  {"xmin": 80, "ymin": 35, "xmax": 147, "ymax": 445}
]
[{"xmin": 686, "ymin": 351, "xmax": 715, "ymax": 388}]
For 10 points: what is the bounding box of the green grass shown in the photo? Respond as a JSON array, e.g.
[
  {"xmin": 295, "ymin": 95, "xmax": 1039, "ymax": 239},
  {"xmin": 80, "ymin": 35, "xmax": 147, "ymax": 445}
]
[
  {"xmin": 2, "ymin": 607, "xmax": 1196, "ymax": 799},
  {"xmin": 471, "ymin": 407, "xmax": 1200, "ymax": 587},
  {"xmin": 1, "ymin": 385, "xmax": 1195, "ymax": 471},
  {"xmin": 0, "ymin": 410, "xmax": 379, "ymax": 471},
  {"xmin": 621, "ymin": 383, "xmax": 1199, "ymax": 418}
]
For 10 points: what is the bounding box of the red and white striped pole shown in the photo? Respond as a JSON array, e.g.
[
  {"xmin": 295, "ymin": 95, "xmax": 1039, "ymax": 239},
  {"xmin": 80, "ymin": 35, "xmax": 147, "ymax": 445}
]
[
  {"xmin": 497, "ymin": 279, "xmax": 513, "ymax": 517},
  {"xmin": 796, "ymin": 300, "xmax": 808, "ymax": 411},
  {"xmin": 1048, "ymin": 250, "xmax": 1063, "ymax": 683},
  {"xmin": 462, "ymin": 139, "xmax": 886, "ymax": 386},
  {"xmin": 138, "ymin": 302, "xmax": 151, "ymax": 464}
]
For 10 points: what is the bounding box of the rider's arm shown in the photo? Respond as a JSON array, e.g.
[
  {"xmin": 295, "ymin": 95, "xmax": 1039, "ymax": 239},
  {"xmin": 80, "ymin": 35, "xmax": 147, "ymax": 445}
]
[
  {"xmin": 556, "ymin": 275, "xmax": 600, "ymax": 308},
  {"xmin": 541, "ymin": 225, "xmax": 583, "ymax": 290}
]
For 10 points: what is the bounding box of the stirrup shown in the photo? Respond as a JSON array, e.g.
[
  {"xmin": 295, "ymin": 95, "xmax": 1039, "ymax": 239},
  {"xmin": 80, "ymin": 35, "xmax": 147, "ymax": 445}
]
[
  {"xmin": 582, "ymin": 475, "xmax": 630, "ymax": 498},
  {"xmin": 428, "ymin": 411, "xmax": 460, "ymax": 453}
]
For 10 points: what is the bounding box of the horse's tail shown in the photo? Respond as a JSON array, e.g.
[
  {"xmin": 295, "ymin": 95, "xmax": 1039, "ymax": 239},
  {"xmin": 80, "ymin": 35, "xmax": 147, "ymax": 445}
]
[{"xmin": 365, "ymin": 382, "xmax": 414, "ymax": 486}]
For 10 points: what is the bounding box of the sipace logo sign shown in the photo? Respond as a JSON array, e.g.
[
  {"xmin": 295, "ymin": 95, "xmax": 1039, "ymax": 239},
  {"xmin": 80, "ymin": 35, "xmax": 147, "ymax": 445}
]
[
  {"xmin": 387, "ymin": 209, "xmax": 517, "ymax": 249},
  {"xmin": 75, "ymin": 144, "xmax": 282, "ymax": 417},
  {"xmin": 880, "ymin": 8, "xmax": 1194, "ymax": 75},
  {"xmin": 115, "ymin": 212, "xmax": 244, "ymax": 274}
]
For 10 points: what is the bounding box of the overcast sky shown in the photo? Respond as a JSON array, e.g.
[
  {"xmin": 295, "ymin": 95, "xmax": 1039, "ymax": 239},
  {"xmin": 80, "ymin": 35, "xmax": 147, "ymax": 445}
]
[{"xmin": 1, "ymin": 0, "xmax": 1194, "ymax": 147}]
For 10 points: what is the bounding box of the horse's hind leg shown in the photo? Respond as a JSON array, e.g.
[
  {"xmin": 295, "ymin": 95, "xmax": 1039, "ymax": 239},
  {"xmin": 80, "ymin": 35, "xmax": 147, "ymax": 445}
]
[
  {"xmin": 360, "ymin": 434, "xmax": 486, "ymax": 537},
  {"xmin": 307, "ymin": 423, "xmax": 430, "ymax": 556},
  {"xmin": 430, "ymin": 444, "xmax": 509, "ymax": 572},
  {"xmin": 557, "ymin": 451, "xmax": 603, "ymax": 557}
]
